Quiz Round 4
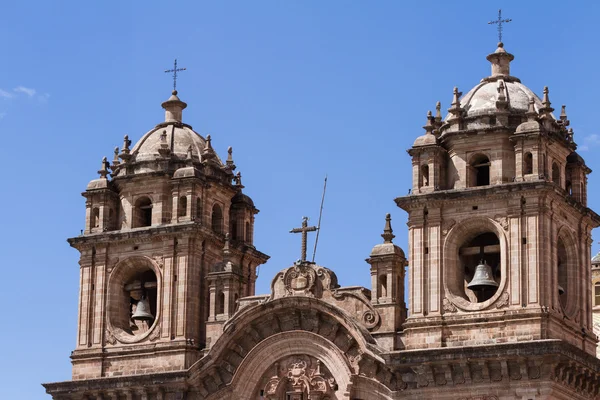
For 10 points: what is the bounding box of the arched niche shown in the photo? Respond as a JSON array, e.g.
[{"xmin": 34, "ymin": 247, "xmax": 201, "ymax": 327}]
[
  {"xmin": 468, "ymin": 153, "xmax": 491, "ymax": 187},
  {"xmin": 212, "ymin": 203, "xmax": 223, "ymax": 234},
  {"xmin": 107, "ymin": 256, "xmax": 162, "ymax": 343},
  {"xmin": 227, "ymin": 331, "xmax": 353, "ymax": 400},
  {"xmin": 133, "ymin": 196, "xmax": 153, "ymax": 228},
  {"xmin": 443, "ymin": 217, "xmax": 508, "ymax": 311},
  {"xmin": 556, "ymin": 227, "xmax": 579, "ymax": 317}
]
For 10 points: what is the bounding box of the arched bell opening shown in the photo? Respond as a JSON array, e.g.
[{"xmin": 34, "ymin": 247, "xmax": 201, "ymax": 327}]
[
  {"xmin": 133, "ymin": 196, "xmax": 153, "ymax": 228},
  {"xmin": 92, "ymin": 207, "xmax": 100, "ymax": 228},
  {"xmin": 594, "ymin": 281, "xmax": 600, "ymax": 308},
  {"xmin": 421, "ymin": 164, "xmax": 430, "ymax": 187},
  {"xmin": 178, "ymin": 195, "xmax": 187, "ymax": 217},
  {"xmin": 556, "ymin": 229, "xmax": 578, "ymax": 317},
  {"xmin": 107, "ymin": 257, "xmax": 160, "ymax": 341},
  {"xmin": 524, "ymin": 152, "xmax": 533, "ymax": 175},
  {"xmin": 459, "ymin": 232, "xmax": 500, "ymax": 303},
  {"xmin": 469, "ymin": 154, "xmax": 490, "ymax": 187}
]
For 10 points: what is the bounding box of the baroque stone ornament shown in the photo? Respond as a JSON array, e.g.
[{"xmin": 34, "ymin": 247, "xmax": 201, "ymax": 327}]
[
  {"xmin": 282, "ymin": 263, "xmax": 317, "ymax": 296},
  {"xmin": 494, "ymin": 291, "xmax": 509, "ymax": 309},
  {"xmin": 443, "ymin": 297, "xmax": 457, "ymax": 313},
  {"xmin": 260, "ymin": 355, "xmax": 337, "ymax": 399},
  {"xmin": 494, "ymin": 215, "xmax": 509, "ymax": 231},
  {"xmin": 442, "ymin": 218, "xmax": 456, "ymax": 236}
]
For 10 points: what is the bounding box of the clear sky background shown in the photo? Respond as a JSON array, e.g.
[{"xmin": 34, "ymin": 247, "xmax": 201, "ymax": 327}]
[{"xmin": 2, "ymin": 1, "xmax": 600, "ymax": 398}]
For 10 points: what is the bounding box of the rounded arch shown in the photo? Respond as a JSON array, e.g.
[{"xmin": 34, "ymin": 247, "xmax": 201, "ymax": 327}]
[
  {"xmin": 468, "ymin": 152, "xmax": 491, "ymax": 187},
  {"xmin": 229, "ymin": 331, "xmax": 354, "ymax": 399},
  {"xmin": 133, "ymin": 196, "xmax": 153, "ymax": 228},
  {"xmin": 106, "ymin": 256, "xmax": 162, "ymax": 344},
  {"xmin": 187, "ymin": 296, "xmax": 385, "ymax": 398},
  {"xmin": 443, "ymin": 217, "xmax": 508, "ymax": 311},
  {"xmin": 524, "ymin": 152, "xmax": 533, "ymax": 175},
  {"xmin": 556, "ymin": 226, "xmax": 579, "ymax": 317}
]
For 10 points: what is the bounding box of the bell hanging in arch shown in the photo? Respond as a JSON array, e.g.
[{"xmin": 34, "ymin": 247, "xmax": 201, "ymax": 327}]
[
  {"xmin": 132, "ymin": 296, "xmax": 154, "ymax": 321},
  {"xmin": 558, "ymin": 284, "xmax": 565, "ymax": 295},
  {"xmin": 467, "ymin": 260, "xmax": 499, "ymax": 292}
]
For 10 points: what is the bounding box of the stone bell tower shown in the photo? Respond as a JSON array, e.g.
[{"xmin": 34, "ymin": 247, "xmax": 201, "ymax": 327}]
[
  {"xmin": 68, "ymin": 90, "xmax": 269, "ymax": 381},
  {"xmin": 396, "ymin": 42, "xmax": 600, "ymax": 354}
]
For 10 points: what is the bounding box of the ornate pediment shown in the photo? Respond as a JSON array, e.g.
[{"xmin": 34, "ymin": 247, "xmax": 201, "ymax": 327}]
[{"xmin": 268, "ymin": 261, "xmax": 381, "ymax": 331}]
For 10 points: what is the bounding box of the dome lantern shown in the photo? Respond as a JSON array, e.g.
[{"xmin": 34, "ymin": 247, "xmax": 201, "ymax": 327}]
[
  {"xmin": 161, "ymin": 90, "xmax": 187, "ymax": 123},
  {"xmin": 486, "ymin": 42, "xmax": 514, "ymax": 78}
]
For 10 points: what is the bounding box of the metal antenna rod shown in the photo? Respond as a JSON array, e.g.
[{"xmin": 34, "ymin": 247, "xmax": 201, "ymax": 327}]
[{"xmin": 312, "ymin": 175, "xmax": 328, "ymax": 263}]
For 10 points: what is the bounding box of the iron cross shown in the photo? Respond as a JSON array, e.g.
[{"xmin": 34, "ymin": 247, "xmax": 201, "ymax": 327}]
[
  {"xmin": 488, "ymin": 9, "xmax": 512, "ymax": 43},
  {"xmin": 290, "ymin": 216, "xmax": 318, "ymax": 262},
  {"xmin": 164, "ymin": 59, "xmax": 186, "ymax": 91}
]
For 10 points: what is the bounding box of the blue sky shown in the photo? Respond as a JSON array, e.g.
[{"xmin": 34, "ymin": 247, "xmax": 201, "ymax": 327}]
[{"xmin": 2, "ymin": 1, "xmax": 600, "ymax": 398}]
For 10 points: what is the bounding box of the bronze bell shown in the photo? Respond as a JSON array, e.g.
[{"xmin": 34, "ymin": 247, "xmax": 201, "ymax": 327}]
[
  {"xmin": 132, "ymin": 296, "xmax": 154, "ymax": 321},
  {"xmin": 467, "ymin": 260, "xmax": 499, "ymax": 291},
  {"xmin": 558, "ymin": 284, "xmax": 565, "ymax": 295}
]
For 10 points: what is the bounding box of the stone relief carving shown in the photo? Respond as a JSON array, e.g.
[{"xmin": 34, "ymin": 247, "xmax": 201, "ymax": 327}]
[
  {"xmin": 494, "ymin": 215, "xmax": 509, "ymax": 231},
  {"xmin": 442, "ymin": 219, "xmax": 456, "ymax": 235},
  {"xmin": 270, "ymin": 261, "xmax": 381, "ymax": 331},
  {"xmin": 494, "ymin": 291, "xmax": 509, "ymax": 309},
  {"xmin": 260, "ymin": 355, "xmax": 337, "ymax": 399},
  {"xmin": 443, "ymin": 297, "xmax": 457, "ymax": 313}
]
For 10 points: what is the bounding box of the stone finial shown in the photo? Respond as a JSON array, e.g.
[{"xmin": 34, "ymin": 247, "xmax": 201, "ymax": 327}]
[
  {"xmin": 202, "ymin": 134, "xmax": 216, "ymax": 161},
  {"xmin": 119, "ymin": 135, "xmax": 132, "ymax": 163},
  {"xmin": 226, "ymin": 146, "xmax": 236, "ymax": 170},
  {"xmin": 540, "ymin": 86, "xmax": 554, "ymax": 114},
  {"xmin": 423, "ymin": 110, "xmax": 435, "ymax": 134},
  {"xmin": 223, "ymin": 233, "xmax": 231, "ymax": 254},
  {"xmin": 447, "ymin": 87, "xmax": 464, "ymax": 120},
  {"xmin": 158, "ymin": 130, "xmax": 171, "ymax": 157},
  {"xmin": 122, "ymin": 135, "xmax": 131, "ymax": 152},
  {"xmin": 112, "ymin": 146, "xmax": 120, "ymax": 168},
  {"xmin": 496, "ymin": 80, "xmax": 508, "ymax": 110},
  {"xmin": 435, "ymin": 101, "xmax": 442, "ymax": 121},
  {"xmin": 525, "ymin": 98, "xmax": 538, "ymax": 122},
  {"xmin": 567, "ymin": 128, "xmax": 574, "ymax": 143},
  {"xmin": 98, "ymin": 156, "xmax": 110, "ymax": 179},
  {"xmin": 381, "ymin": 213, "xmax": 395, "ymax": 244},
  {"xmin": 560, "ymin": 105, "xmax": 570, "ymax": 127},
  {"xmin": 233, "ymin": 171, "xmax": 243, "ymax": 187}
]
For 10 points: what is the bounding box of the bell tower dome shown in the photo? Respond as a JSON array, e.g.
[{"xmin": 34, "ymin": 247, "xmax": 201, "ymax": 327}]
[
  {"xmin": 68, "ymin": 90, "xmax": 269, "ymax": 380},
  {"xmin": 397, "ymin": 43, "xmax": 600, "ymax": 354}
]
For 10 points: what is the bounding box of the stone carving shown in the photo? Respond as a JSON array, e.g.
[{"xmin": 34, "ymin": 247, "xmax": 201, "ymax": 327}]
[
  {"xmin": 282, "ymin": 264, "xmax": 317, "ymax": 297},
  {"xmin": 494, "ymin": 215, "xmax": 509, "ymax": 231},
  {"xmin": 528, "ymin": 365, "xmax": 541, "ymax": 380},
  {"xmin": 443, "ymin": 297, "xmax": 457, "ymax": 313},
  {"xmin": 495, "ymin": 291, "xmax": 509, "ymax": 309},
  {"xmin": 152, "ymin": 255, "xmax": 164, "ymax": 269},
  {"xmin": 260, "ymin": 355, "xmax": 337, "ymax": 399},
  {"xmin": 442, "ymin": 219, "xmax": 456, "ymax": 235},
  {"xmin": 148, "ymin": 324, "xmax": 161, "ymax": 342},
  {"xmin": 105, "ymin": 329, "xmax": 117, "ymax": 345}
]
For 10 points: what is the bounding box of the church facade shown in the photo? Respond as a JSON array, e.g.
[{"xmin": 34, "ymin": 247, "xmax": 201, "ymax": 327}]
[{"xmin": 44, "ymin": 43, "xmax": 600, "ymax": 400}]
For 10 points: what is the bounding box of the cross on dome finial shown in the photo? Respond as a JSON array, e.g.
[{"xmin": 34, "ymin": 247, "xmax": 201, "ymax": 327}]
[
  {"xmin": 488, "ymin": 9, "xmax": 512, "ymax": 43},
  {"xmin": 164, "ymin": 59, "xmax": 186, "ymax": 92}
]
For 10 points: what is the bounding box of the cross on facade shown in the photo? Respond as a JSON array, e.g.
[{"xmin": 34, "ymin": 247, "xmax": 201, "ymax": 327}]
[
  {"xmin": 488, "ymin": 9, "xmax": 512, "ymax": 43},
  {"xmin": 164, "ymin": 59, "xmax": 186, "ymax": 91},
  {"xmin": 290, "ymin": 216, "xmax": 318, "ymax": 262}
]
